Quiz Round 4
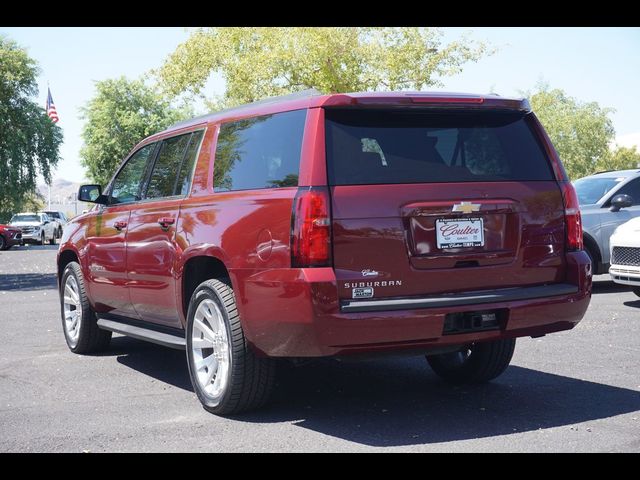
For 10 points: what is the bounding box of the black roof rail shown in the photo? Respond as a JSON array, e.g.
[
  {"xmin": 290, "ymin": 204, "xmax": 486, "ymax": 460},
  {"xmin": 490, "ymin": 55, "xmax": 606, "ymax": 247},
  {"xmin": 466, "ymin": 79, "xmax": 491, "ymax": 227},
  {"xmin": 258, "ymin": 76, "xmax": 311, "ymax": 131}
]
[{"xmin": 168, "ymin": 88, "xmax": 323, "ymax": 130}]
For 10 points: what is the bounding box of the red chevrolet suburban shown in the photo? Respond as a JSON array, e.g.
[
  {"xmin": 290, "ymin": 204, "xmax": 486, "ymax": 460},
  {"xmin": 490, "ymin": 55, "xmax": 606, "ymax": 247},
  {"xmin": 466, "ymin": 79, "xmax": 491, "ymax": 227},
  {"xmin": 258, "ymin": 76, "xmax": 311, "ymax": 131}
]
[{"xmin": 58, "ymin": 90, "xmax": 592, "ymax": 414}]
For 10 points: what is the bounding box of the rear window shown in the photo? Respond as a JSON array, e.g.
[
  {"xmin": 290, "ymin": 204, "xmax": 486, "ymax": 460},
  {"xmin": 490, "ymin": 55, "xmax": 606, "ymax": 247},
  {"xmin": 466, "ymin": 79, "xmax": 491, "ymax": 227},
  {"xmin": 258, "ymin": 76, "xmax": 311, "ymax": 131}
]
[
  {"xmin": 325, "ymin": 109, "xmax": 554, "ymax": 185},
  {"xmin": 214, "ymin": 109, "xmax": 306, "ymax": 192}
]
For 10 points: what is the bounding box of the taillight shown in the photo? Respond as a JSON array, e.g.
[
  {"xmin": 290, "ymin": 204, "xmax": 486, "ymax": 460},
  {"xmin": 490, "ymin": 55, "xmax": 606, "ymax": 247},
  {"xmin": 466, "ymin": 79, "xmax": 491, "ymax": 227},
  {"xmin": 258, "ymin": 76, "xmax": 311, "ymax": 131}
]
[
  {"xmin": 291, "ymin": 186, "xmax": 332, "ymax": 267},
  {"xmin": 560, "ymin": 181, "xmax": 583, "ymax": 251}
]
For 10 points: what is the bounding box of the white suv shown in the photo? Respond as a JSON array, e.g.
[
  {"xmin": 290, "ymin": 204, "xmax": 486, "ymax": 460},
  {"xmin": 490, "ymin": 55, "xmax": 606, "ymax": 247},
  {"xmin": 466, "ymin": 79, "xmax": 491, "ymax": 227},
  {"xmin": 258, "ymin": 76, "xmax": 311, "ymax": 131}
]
[
  {"xmin": 9, "ymin": 212, "xmax": 56, "ymax": 245},
  {"xmin": 609, "ymin": 216, "xmax": 640, "ymax": 296}
]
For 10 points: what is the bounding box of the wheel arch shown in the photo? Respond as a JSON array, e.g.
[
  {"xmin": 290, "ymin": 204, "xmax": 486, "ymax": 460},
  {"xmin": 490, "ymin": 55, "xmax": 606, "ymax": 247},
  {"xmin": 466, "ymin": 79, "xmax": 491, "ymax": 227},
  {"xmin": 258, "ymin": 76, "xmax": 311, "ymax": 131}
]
[
  {"xmin": 58, "ymin": 249, "xmax": 80, "ymax": 286},
  {"xmin": 582, "ymin": 232, "xmax": 602, "ymax": 274},
  {"xmin": 181, "ymin": 254, "xmax": 232, "ymax": 327}
]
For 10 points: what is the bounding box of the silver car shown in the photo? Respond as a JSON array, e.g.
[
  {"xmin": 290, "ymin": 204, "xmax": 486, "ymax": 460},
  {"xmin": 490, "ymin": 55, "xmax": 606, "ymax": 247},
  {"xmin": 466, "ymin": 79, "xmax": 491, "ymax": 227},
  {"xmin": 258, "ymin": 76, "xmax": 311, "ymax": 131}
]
[{"xmin": 574, "ymin": 169, "xmax": 640, "ymax": 274}]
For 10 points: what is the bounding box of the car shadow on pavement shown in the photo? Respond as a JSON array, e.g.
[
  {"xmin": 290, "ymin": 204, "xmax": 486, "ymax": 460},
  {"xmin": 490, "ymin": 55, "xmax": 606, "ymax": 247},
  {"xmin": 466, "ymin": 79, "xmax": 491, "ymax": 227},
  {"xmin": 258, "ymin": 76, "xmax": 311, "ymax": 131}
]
[
  {"xmin": 105, "ymin": 337, "xmax": 640, "ymax": 447},
  {"xmin": 246, "ymin": 357, "xmax": 640, "ymax": 447},
  {"xmin": 0, "ymin": 273, "xmax": 57, "ymax": 291},
  {"xmin": 591, "ymin": 280, "xmax": 632, "ymax": 294},
  {"xmin": 97, "ymin": 336, "xmax": 193, "ymax": 391},
  {"xmin": 623, "ymin": 300, "xmax": 640, "ymax": 309}
]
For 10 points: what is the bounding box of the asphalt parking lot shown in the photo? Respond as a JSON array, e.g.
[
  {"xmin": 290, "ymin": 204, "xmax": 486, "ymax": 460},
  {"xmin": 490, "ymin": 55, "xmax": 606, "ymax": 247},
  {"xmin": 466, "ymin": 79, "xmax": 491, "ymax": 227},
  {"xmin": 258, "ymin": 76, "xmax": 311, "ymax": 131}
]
[{"xmin": 0, "ymin": 244, "xmax": 638, "ymax": 452}]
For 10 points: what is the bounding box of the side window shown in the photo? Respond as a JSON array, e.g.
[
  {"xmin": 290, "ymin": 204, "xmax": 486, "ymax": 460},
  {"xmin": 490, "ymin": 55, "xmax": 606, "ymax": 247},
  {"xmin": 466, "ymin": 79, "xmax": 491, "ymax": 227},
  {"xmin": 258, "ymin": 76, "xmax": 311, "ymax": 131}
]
[
  {"xmin": 614, "ymin": 178, "xmax": 640, "ymax": 205},
  {"xmin": 145, "ymin": 134, "xmax": 192, "ymax": 199},
  {"xmin": 176, "ymin": 130, "xmax": 204, "ymax": 196},
  {"xmin": 214, "ymin": 109, "xmax": 306, "ymax": 191},
  {"xmin": 110, "ymin": 143, "xmax": 156, "ymax": 205}
]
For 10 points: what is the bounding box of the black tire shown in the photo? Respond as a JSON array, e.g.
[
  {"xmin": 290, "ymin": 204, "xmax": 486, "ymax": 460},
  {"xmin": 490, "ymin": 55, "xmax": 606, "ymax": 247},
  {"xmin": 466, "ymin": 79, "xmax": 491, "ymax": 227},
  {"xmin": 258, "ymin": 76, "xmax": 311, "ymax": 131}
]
[
  {"xmin": 186, "ymin": 278, "xmax": 276, "ymax": 415},
  {"xmin": 57, "ymin": 227, "xmax": 63, "ymax": 239},
  {"xmin": 633, "ymin": 287, "xmax": 640, "ymax": 298},
  {"xmin": 0, "ymin": 235, "xmax": 6, "ymax": 251},
  {"xmin": 49, "ymin": 233, "xmax": 56, "ymax": 245},
  {"xmin": 40, "ymin": 232, "xmax": 45, "ymax": 246},
  {"xmin": 60, "ymin": 261, "xmax": 111, "ymax": 354},
  {"xmin": 426, "ymin": 338, "xmax": 516, "ymax": 384}
]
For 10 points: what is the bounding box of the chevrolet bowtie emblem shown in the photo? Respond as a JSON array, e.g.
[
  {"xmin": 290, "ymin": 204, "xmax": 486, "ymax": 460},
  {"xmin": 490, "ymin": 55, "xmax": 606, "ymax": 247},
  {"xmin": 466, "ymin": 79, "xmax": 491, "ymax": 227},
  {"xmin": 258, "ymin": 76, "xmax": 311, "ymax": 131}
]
[{"xmin": 452, "ymin": 201, "xmax": 481, "ymax": 214}]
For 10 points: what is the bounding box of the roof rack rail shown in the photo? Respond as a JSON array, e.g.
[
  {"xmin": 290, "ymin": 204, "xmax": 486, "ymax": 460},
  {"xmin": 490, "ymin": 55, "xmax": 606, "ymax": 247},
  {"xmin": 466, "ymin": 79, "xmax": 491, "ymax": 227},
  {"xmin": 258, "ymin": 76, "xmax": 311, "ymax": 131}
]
[
  {"xmin": 168, "ymin": 88, "xmax": 323, "ymax": 130},
  {"xmin": 593, "ymin": 170, "xmax": 615, "ymax": 175}
]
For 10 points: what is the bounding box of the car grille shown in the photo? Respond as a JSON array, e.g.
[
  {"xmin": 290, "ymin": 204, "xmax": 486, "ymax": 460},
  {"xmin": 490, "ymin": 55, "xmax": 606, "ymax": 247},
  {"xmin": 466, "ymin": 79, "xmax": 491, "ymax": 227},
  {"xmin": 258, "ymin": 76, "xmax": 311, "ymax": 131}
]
[
  {"xmin": 20, "ymin": 227, "xmax": 34, "ymax": 234},
  {"xmin": 611, "ymin": 247, "xmax": 640, "ymax": 267}
]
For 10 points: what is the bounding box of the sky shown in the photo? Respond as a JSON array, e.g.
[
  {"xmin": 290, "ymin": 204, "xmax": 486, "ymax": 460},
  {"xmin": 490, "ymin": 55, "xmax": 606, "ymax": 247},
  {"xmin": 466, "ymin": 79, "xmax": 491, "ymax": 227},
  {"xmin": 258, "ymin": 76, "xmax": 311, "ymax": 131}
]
[{"xmin": 2, "ymin": 26, "xmax": 639, "ymax": 183}]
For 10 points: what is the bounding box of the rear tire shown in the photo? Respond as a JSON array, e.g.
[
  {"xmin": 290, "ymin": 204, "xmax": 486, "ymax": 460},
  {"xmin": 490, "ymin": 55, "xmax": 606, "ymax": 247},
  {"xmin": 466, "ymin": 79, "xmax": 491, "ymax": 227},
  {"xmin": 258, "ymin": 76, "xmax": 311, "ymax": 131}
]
[
  {"xmin": 60, "ymin": 261, "xmax": 111, "ymax": 353},
  {"xmin": 186, "ymin": 278, "xmax": 276, "ymax": 415},
  {"xmin": 633, "ymin": 287, "xmax": 640, "ymax": 298},
  {"xmin": 426, "ymin": 338, "xmax": 516, "ymax": 384}
]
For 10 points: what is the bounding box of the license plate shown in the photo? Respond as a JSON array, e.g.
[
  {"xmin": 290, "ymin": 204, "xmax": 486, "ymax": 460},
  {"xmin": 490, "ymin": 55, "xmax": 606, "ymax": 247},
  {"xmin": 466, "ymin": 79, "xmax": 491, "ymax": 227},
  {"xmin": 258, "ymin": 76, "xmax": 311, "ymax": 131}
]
[{"xmin": 436, "ymin": 217, "xmax": 484, "ymax": 249}]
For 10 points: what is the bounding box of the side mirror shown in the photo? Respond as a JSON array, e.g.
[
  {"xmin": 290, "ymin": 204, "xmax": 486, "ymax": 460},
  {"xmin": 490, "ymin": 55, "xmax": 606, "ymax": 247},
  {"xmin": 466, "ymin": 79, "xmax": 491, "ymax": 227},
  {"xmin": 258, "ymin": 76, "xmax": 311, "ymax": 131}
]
[
  {"xmin": 78, "ymin": 184, "xmax": 107, "ymax": 205},
  {"xmin": 610, "ymin": 194, "xmax": 633, "ymax": 212}
]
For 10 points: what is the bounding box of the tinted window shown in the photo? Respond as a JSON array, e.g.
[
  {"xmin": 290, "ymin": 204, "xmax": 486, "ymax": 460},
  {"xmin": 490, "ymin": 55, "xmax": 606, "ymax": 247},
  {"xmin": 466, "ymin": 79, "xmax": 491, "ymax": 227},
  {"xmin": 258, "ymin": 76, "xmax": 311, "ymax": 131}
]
[
  {"xmin": 45, "ymin": 211, "xmax": 60, "ymax": 219},
  {"xmin": 574, "ymin": 176, "xmax": 624, "ymax": 205},
  {"xmin": 10, "ymin": 214, "xmax": 39, "ymax": 222},
  {"xmin": 146, "ymin": 134, "xmax": 192, "ymax": 199},
  {"xmin": 325, "ymin": 109, "xmax": 554, "ymax": 185},
  {"xmin": 176, "ymin": 130, "xmax": 204, "ymax": 196},
  {"xmin": 111, "ymin": 143, "xmax": 156, "ymax": 204},
  {"xmin": 214, "ymin": 109, "xmax": 306, "ymax": 191},
  {"xmin": 612, "ymin": 178, "xmax": 640, "ymax": 205}
]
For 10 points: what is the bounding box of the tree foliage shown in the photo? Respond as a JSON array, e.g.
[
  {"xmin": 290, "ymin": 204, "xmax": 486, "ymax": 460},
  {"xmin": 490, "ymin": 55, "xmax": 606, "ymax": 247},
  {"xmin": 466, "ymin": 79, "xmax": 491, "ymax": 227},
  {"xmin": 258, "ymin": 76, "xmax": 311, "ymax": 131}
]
[
  {"xmin": 597, "ymin": 146, "xmax": 640, "ymax": 172},
  {"xmin": 157, "ymin": 27, "xmax": 492, "ymax": 108},
  {"xmin": 80, "ymin": 77, "xmax": 191, "ymax": 186},
  {"xmin": 529, "ymin": 85, "xmax": 616, "ymax": 180},
  {"xmin": 0, "ymin": 36, "xmax": 63, "ymax": 222}
]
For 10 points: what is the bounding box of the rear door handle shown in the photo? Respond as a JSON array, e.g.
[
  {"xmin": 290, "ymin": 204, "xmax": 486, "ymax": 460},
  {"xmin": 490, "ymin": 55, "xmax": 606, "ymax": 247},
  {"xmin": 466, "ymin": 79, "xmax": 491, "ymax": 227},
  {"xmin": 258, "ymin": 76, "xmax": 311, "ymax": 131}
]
[
  {"xmin": 158, "ymin": 217, "xmax": 175, "ymax": 229},
  {"xmin": 113, "ymin": 221, "xmax": 127, "ymax": 231}
]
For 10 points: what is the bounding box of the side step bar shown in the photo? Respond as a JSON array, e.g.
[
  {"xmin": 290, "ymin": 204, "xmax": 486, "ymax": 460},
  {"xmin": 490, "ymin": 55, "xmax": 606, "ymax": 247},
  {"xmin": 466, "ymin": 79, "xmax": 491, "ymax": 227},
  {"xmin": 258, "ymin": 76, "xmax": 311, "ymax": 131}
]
[{"xmin": 97, "ymin": 318, "xmax": 186, "ymax": 350}]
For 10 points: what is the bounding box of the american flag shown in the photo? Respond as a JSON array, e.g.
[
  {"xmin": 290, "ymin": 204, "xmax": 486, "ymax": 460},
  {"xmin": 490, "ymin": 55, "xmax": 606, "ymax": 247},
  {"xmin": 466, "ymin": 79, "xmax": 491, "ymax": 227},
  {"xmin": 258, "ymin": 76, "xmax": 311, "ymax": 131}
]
[{"xmin": 46, "ymin": 87, "xmax": 59, "ymax": 123}]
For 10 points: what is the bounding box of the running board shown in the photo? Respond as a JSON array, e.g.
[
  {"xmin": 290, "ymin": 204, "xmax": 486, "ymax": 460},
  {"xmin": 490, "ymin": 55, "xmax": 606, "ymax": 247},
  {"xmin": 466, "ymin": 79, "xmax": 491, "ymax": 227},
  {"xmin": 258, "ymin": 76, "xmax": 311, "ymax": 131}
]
[{"xmin": 97, "ymin": 318, "xmax": 186, "ymax": 350}]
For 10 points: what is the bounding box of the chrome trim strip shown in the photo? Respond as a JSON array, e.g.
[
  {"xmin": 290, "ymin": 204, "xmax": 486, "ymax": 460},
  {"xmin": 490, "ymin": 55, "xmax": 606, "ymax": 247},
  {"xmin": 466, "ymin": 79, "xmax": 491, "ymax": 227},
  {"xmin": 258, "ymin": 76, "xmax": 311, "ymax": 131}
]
[{"xmin": 340, "ymin": 283, "xmax": 579, "ymax": 313}]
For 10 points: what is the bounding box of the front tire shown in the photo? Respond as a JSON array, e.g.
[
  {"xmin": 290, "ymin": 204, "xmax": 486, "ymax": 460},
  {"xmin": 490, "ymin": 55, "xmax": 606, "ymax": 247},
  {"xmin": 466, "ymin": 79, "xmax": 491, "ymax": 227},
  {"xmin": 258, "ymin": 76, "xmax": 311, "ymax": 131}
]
[
  {"xmin": 0, "ymin": 235, "xmax": 6, "ymax": 251},
  {"xmin": 49, "ymin": 233, "xmax": 56, "ymax": 245},
  {"xmin": 40, "ymin": 232, "xmax": 45, "ymax": 246},
  {"xmin": 186, "ymin": 279, "xmax": 276, "ymax": 415},
  {"xmin": 426, "ymin": 338, "xmax": 516, "ymax": 384},
  {"xmin": 633, "ymin": 287, "xmax": 640, "ymax": 298},
  {"xmin": 60, "ymin": 261, "xmax": 111, "ymax": 353}
]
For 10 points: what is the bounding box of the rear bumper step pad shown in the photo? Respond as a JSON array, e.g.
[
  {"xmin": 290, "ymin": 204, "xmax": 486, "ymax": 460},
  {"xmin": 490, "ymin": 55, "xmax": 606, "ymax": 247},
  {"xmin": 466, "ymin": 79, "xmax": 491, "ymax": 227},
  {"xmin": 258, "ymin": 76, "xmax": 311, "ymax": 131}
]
[{"xmin": 340, "ymin": 283, "xmax": 579, "ymax": 313}]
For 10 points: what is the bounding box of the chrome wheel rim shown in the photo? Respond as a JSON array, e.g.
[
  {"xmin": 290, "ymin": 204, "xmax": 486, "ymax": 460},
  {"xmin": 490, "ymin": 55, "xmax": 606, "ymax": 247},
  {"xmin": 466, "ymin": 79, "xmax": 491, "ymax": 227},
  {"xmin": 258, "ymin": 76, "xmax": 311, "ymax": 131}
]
[
  {"xmin": 63, "ymin": 275, "xmax": 82, "ymax": 346},
  {"xmin": 191, "ymin": 298, "xmax": 230, "ymax": 399}
]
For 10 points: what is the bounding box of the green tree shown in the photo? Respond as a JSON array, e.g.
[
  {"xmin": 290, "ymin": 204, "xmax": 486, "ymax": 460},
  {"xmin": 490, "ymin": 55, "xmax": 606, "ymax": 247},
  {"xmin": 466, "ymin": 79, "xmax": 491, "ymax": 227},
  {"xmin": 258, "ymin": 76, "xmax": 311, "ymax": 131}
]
[
  {"xmin": 80, "ymin": 76, "xmax": 191, "ymax": 186},
  {"xmin": 597, "ymin": 146, "xmax": 640, "ymax": 172},
  {"xmin": 529, "ymin": 85, "xmax": 615, "ymax": 180},
  {"xmin": 0, "ymin": 36, "xmax": 63, "ymax": 222},
  {"xmin": 157, "ymin": 27, "xmax": 492, "ymax": 108}
]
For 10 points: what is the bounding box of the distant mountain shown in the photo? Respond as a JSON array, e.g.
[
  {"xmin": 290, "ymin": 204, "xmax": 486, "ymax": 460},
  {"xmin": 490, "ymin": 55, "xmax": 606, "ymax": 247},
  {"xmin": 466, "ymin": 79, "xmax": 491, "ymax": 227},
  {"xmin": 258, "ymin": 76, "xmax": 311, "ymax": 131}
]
[{"xmin": 37, "ymin": 178, "xmax": 87, "ymax": 218}]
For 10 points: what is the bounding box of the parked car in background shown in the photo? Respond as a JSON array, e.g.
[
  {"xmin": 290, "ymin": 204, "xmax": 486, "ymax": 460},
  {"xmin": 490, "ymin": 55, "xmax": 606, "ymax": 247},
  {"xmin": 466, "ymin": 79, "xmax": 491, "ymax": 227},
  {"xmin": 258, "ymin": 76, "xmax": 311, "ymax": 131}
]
[
  {"xmin": 609, "ymin": 216, "xmax": 640, "ymax": 296},
  {"xmin": 58, "ymin": 90, "xmax": 591, "ymax": 415},
  {"xmin": 9, "ymin": 212, "xmax": 56, "ymax": 245},
  {"xmin": 42, "ymin": 210, "xmax": 68, "ymax": 239},
  {"xmin": 573, "ymin": 169, "xmax": 640, "ymax": 274},
  {"xmin": 0, "ymin": 224, "xmax": 23, "ymax": 250}
]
